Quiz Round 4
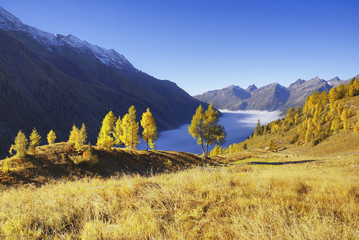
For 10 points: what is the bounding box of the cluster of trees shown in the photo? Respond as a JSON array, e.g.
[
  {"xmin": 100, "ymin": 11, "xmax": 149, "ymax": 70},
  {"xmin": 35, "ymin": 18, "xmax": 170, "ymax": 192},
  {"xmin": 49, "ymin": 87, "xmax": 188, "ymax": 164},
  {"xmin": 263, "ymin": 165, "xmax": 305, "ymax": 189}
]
[
  {"xmin": 68, "ymin": 124, "xmax": 88, "ymax": 151},
  {"xmin": 96, "ymin": 106, "xmax": 157, "ymax": 150},
  {"xmin": 252, "ymin": 78, "xmax": 359, "ymax": 147},
  {"xmin": 8, "ymin": 105, "xmax": 157, "ymax": 158},
  {"xmin": 188, "ymin": 103, "xmax": 226, "ymax": 157},
  {"xmin": 210, "ymin": 77, "xmax": 359, "ymax": 156},
  {"xmin": 9, "ymin": 128, "xmax": 57, "ymax": 158},
  {"xmin": 209, "ymin": 142, "xmax": 247, "ymax": 156}
]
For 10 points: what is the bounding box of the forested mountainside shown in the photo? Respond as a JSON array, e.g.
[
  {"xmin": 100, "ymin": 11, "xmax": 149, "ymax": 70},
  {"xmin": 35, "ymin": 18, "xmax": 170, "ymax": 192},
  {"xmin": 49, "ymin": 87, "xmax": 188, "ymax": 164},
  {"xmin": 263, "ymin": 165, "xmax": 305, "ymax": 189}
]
[
  {"xmin": 194, "ymin": 76, "xmax": 354, "ymax": 111},
  {"xmin": 210, "ymin": 77, "xmax": 359, "ymax": 155},
  {"xmin": 0, "ymin": 7, "xmax": 205, "ymax": 157}
]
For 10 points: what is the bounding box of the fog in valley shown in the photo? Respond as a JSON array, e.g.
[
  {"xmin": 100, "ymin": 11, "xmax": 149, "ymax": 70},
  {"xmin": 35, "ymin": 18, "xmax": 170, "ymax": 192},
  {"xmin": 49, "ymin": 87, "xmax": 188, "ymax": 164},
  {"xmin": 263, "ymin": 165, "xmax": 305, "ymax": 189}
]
[{"xmin": 138, "ymin": 110, "xmax": 282, "ymax": 154}]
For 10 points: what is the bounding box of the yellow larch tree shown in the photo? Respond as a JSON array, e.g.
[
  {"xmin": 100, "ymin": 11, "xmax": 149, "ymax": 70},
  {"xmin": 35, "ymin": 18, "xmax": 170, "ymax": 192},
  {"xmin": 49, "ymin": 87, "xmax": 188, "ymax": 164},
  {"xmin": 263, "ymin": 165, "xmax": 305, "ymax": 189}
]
[
  {"xmin": 188, "ymin": 105, "xmax": 206, "ymax": 154},
  {"xmin": 47, "ymin": 130, "xmax": 57, "ymax": 145},
  {"xmin": 343, "ymin": 119, "xmax": 351, "ymax": 131},
  {"xmin": 140, "ymin": 108, "xmax": 158, "ymax": 150},
  {"xmin": 188, "ymin": 103, "xmax": 226, "ymax": 157},
  {"xmin": 329, "ymin": 87, "xmax": 339, "ymax": 103},
  {"xmin": 68, "ymin": 124, "xmax": 87, "ymax": 151},
  {"xmin": 113, "ymin": 116, "xmax": 122, "ymax": 147},
  {"xmin": 340, "ymin": 108, "xmax": 351, "ymax": 132},
  {"xmin": 336, "ymin": 84, "xmax": 347, "ymax": 99},
  {"xmin": 9, "ymin": 130, "xmax": 28, "ymax": 158},
  {"xmin": 78, "ymin": 123, "xmax": 87, "ymax": 147},
  {"xmin": 331, "ymin": 117, "xmax": 341, "ymax": 132},
  {"xmin": 29, "ymin": 128, "xmax": 41, "ymax": 155},
  {"xmin": 68, "ymin": 125, "xmax": 79, "ymax": 145},
  {"xmin": 267, "ymin": 139, "xmax": 278, "ymax": 152},
  {"xmin": 120, "ymin": 106, "xmax": 139, "ymax": 149},
  {"xmin": 305, "ymin": 118, "xmax": 314, "ymax": 143},
  {"xmin": 97, "ymin": 111, "xmax": 116, "ymax": 150},
  {"xmin": 203, "ymin": 103, "xmax": 226, "ymax": 155}
]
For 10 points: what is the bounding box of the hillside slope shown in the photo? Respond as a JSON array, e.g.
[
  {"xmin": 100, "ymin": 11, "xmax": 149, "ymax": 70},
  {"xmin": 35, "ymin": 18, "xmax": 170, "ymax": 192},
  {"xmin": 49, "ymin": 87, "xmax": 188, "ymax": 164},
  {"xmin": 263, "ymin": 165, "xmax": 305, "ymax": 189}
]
[
  {"xmin": 210, "ymin": 77, "xmax": 359, "ymax": 159},
  {"xmin": 0, "ymin": 143, "xmax": 216, "ymax": 185}
]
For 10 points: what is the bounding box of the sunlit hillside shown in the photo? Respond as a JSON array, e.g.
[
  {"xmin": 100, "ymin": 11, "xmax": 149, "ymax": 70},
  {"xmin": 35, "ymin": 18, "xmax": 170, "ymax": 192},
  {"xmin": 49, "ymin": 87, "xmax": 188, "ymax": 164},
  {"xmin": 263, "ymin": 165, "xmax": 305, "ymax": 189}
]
[
  {"xmin": 0, "ymin": 143, "xmax": 213, "ymax": 185},
  {"xmin": 211, "ymin": 78, "xmax": 359, "ymax": 157},
  {"xmin": 0, "ymin": 156, "xmax": 358, "ymax": 239}
]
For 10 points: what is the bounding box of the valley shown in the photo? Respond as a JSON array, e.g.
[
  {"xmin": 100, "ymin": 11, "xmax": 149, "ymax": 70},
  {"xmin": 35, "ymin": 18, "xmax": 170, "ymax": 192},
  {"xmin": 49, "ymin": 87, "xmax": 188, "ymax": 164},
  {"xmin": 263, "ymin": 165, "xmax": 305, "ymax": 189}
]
[{"xmin": 0, "ymin": 3, "xmax": 358, "ymax": 240}]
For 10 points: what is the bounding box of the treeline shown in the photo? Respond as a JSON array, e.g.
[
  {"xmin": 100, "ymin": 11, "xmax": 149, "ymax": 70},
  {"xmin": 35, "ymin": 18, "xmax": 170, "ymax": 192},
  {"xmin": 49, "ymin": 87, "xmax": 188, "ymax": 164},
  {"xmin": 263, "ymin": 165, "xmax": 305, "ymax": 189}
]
[
  {"xmin": 210, "ymin": 77, "xmax": 359, "ymax": 156},
  {"xmin": 8, "ymin": 106, "xmax": 157, "ymax": 160}
]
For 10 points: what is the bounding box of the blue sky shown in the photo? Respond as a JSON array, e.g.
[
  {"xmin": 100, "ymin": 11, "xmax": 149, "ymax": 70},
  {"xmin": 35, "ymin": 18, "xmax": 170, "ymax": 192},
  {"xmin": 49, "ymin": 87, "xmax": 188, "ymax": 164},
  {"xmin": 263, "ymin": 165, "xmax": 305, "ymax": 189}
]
[{"xmin": 1, "ymin": 0, "xmax": 358, "ymax": 95}]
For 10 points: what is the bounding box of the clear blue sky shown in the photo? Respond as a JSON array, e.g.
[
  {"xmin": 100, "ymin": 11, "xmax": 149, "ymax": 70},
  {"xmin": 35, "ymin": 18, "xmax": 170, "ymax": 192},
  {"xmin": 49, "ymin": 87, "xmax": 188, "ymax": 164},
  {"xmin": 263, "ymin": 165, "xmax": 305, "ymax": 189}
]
[{"xmin": 1, "ymin": 0, "xmax": 358, "ymax": 95}]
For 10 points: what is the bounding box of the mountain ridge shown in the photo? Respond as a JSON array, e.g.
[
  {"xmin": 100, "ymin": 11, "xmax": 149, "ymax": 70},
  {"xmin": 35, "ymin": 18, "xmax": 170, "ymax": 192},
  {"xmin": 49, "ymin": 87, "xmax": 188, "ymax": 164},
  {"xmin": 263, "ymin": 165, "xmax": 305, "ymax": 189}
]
[
  {"xmin": 0, "ymin": 7, "xmax": 133, "ymax": 71},
  {"xmin": 194, "ymin": 76, "xmax": 354, "ymax": 111}
]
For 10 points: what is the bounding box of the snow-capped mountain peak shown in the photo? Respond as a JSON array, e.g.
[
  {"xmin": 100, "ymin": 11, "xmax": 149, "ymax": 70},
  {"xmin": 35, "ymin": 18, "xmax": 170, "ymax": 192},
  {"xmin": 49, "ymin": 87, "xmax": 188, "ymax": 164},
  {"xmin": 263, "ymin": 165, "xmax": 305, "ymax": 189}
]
[
  {"xmin": 0, "ymin": 6, "xmax": 23, "ymax": 28},
  {"xmin": 0, "ymin": 7, "xmax": 133, "ymax": 70}
]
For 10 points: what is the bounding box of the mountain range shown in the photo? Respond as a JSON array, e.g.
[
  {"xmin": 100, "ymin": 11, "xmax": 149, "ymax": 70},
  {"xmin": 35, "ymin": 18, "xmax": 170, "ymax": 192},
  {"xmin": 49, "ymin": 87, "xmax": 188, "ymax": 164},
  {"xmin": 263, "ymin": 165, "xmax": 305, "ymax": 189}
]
[
  {"xmin": 0, "ymin": 7, "xmax": 205, "ymax": 156},
  {"xmin": 194, "ymin": 76, "xmax": 355, "ymax": 111}
]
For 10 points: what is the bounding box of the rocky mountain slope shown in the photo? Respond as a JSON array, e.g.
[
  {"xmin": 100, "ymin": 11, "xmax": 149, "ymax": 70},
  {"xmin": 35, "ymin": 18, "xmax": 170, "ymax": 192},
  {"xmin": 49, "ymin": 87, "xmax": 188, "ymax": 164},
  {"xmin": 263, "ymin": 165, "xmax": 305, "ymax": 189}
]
[
  {"xmin": 0, "ymin": 7, "xmax": 205, "ymax": 157},
  {"xmin": 194, "ymin": 76, "xmax": 354, "ymax": 111}
]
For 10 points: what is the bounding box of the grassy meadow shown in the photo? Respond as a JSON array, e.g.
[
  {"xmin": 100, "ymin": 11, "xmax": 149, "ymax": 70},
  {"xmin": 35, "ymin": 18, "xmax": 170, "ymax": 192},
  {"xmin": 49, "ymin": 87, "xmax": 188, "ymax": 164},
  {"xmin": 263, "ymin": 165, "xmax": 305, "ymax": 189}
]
[{"xmin": 1, "ymin": 153, "xmax": 359, "ymax": 239}]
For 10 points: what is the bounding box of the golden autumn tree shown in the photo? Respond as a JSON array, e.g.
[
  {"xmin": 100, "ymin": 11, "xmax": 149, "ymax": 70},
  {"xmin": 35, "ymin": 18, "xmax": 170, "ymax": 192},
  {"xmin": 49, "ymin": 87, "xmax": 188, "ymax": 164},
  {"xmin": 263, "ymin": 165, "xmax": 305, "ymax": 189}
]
[
  {"xmin": 267, "ymin": 139, "xmax": 278, "ymax": 152},
  {"xmin": 331, "ymin": 117, "xmax": 341, "ymax": 132},
  {"xmin": 188, "ymin": 105, "xmax": 206, "ymax": 154},
  {"xmin": 329, "ymin": 87, "xmax": 339, "ymax": 103},
  {"xmin": 97, "ymin": 111, "xmax": 116, "ymax": 150},
  {"xmin": 284, "ymin": 107, "xmax": 295, "ymax": 126},
  {"xmin": 336, "ymin": 84, "xmax": 347, "ymax": 99},
  {"xmin": 9, "ymin": 130, "xmax": 28, "ymax": 158},
  {"xmin": 68, "ymin": 125, "xmax": 79, "ymax": 145},
  {"xmin": 29, "ymin": 128, "xmax": 41, "ymax": 154},
  {"xmin": 140, "ymin": 108, "xmax": 158, "ymax": 150},
  {"xmin": 120, "ymin": 106, "xmax": 140, "ymax": 149},
  {"xmin": 305, "ymin": 118, "xmax": 314, "ymax": 143},
  {"xmin": 343, "ymin": 119, "xmax": 351, "ymax": 131},
  {"xmin": 67, "ymin": 124, "xmax": 87, "ymax": 151},
  {"xmin": 253, "ymin": 120, "xmax": 263, "ymax": 138},
  {"xmin": 113, "ymin": 116, "xmax": 122, "ymax": 147},
  {"xmin": 47, "ymin": 130, "xmax": 57, "ymax": 145},
  {"xmin": 203, "ymin": 103, "xmax": 226, "ymax": 155},
  {"xmin": 188, "ymin": 103, "xmax": 226, "ymax": 157},
  {"xmin": 78, "ymin": 123, "xmax": 87, "ymax": 148}
]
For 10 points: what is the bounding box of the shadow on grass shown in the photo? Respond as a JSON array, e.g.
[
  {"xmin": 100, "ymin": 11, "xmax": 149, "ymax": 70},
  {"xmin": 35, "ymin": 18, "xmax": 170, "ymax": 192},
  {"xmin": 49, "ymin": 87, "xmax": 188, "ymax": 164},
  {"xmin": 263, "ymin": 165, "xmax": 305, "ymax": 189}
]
[{"xmin": 248, "ymin": 160, "xmax": 316, "ymax": 165}]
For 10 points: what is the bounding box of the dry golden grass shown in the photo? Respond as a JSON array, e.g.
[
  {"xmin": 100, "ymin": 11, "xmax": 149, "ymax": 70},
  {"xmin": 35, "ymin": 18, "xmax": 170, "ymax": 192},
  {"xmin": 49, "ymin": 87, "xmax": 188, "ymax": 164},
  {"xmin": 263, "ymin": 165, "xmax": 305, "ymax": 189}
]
[
  {"xmin": 0, "ymin": 143, "xmax": 214, "ymax": 185},
  {"xmin": 1, "ymin": 157, "xmax": 359, "ymax": 239}
]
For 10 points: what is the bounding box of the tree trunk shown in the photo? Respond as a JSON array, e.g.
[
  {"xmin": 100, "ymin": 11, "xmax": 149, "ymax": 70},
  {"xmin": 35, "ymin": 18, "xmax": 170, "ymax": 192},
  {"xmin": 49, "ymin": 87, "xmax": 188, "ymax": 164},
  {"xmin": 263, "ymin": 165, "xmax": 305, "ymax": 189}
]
[
  {"xmin": 200, "ymin": 141, "xmax": 205, "ymax": 166},
  {"xmin": 200, "ymin": 142, "xmax": 205, "ymax": 155}
]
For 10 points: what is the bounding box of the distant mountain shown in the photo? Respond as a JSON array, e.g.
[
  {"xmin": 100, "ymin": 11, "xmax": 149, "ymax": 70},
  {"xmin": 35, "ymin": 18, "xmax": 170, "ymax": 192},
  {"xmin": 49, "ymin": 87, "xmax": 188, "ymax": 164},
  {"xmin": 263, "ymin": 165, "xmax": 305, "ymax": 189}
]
[
  {"xmin": 194, "ymin": 76, "xmax": 353, "ymax": 111},
  {"xmin": 246, "ymin": 84, "xmax": 257, "ymax": 92},
  {"xmin": 281, "ymin": 77, "xmax": 331, "ymax": 110},
  {"xmin": 0, "ymin": 7, "xmax": 205, "ymax": 157},
  {"xmin": 246, "ymin": 83, "xmax": 290, "ymax": 111},
  {"xmin": 194, "ymin": 85, "xmax": 251, "ymax": 110}
]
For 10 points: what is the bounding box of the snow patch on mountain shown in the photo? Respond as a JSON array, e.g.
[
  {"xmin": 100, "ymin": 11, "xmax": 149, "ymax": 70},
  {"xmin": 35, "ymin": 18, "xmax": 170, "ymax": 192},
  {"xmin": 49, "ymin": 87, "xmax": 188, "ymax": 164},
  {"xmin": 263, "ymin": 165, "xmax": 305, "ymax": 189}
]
[{"xmin": 0, "ymin": 7, "xmax": 133, "ymax": 70}]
